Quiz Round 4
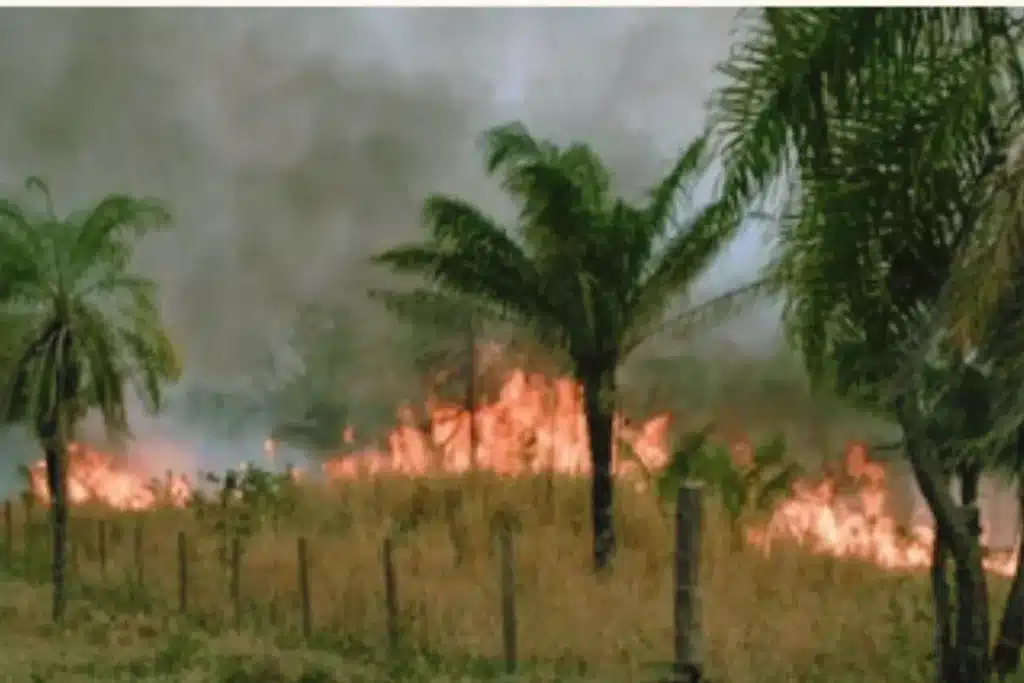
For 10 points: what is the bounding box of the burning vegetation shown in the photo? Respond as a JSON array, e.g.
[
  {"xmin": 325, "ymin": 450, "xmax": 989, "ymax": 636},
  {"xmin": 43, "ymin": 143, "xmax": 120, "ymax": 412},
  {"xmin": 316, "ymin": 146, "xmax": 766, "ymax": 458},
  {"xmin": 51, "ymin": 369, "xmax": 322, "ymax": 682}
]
[{"xmin": 24, "ymin": 368, "xmax": 1020, "ymax": 579}]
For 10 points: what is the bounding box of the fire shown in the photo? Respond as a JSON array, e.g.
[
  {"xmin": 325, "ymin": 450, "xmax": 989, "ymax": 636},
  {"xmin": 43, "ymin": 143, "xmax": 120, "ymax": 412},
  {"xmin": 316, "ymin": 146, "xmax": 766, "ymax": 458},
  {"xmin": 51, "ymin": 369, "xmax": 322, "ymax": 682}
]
[
  {"xmin": 20, "ymin": 367, "xmax": 1021, "ymax": 578},
  {"xmin": 748, "ymin": 444, "xmax": 1019, "ymax": 576},
  {"xmin": 28, "ymin": 443, "xmax": 191, "ymax": 510},
  {"xmin": 322, "ymin": 369, "xmax": 670, "ymax": 478},
  {"xmin": 322, "ymin": 368, "xmax": 1021, "ymax": 576}
]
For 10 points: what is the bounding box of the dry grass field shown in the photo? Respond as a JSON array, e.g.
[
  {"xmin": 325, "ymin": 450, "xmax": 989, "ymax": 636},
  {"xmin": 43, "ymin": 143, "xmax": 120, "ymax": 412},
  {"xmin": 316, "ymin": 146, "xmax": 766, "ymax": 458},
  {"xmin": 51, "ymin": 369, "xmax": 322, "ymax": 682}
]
[{"xmin": 1, "ymin": 473, "xmax": 1011, "ymax": 683}]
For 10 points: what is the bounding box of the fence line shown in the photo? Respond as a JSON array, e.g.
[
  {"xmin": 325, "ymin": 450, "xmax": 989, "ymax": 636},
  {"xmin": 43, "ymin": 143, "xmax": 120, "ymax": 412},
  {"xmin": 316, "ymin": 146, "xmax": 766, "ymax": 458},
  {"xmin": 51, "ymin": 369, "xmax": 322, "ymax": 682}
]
[{"xmin": 0, "ymin": 485, "xmax": 705, "ymax": 675}]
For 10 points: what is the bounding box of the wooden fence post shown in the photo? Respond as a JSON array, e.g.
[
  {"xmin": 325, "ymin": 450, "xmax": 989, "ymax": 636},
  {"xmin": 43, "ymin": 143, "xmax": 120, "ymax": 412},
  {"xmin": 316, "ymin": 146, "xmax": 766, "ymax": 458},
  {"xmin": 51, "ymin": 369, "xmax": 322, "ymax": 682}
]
[
  {"xmin": 382, "ymin": 535, "xmax": 399, "ymax": 649},
  {"xmin": 98, "ymin": 520, "xmax": 108, "ymax": 579},
  {"xmin": 297, "ymin": 537, "xmax": 312, "ymax": 640},
  {"xmin": 230, "ymin": 536, "xmax": 241, "ymax": 628},
  {"xmin": 443, "ymin": 490, "xmax": 467, "ymax": 568},
  {"xmin": 69, "ymin": 532, "xmax": 79, "ymax": 578},
  {"xmin": 177, "ymin": 530, "xmax": 188, "ymax": 613},
  {"xmin": 133, "ymin": 519, "xmax": 144, "ymax": 589},
  {"xmin": 498, "ymin": 523, "xmax": 518, "ymax": 674},
  {"xmin": 542, "ymin": 471, "xmax": 556, "ymax": 525},
  {"xmin": 674, "ymin": 483, "xmax": 704, "ymax": 683},
  {"xmin": 22, "ymin": 498, "xmax": 33, "ymax": 576}
]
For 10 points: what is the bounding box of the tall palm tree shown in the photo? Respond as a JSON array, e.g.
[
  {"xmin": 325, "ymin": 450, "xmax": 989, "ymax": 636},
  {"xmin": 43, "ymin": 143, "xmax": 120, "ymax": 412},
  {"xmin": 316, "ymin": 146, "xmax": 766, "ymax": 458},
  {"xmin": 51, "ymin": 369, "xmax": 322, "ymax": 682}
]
[
  {"xmin": 707, "ymin": 8, "xmax": 1024, "ymax": 681},
  {"xmin": 373, "ymin": 122, "xmax": 761, "ymax": 571},
  {"xmin": 0, "ymin": 177, "xmax": 181, "ymax": 621}
]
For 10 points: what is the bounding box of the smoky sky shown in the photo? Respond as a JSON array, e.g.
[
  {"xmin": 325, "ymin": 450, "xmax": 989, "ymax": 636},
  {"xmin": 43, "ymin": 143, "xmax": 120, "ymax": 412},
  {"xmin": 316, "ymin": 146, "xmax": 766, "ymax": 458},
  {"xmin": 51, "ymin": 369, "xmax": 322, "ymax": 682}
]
[{"xmin": 0, "ymin": 8, "xmax": 747, "ymax": 383}]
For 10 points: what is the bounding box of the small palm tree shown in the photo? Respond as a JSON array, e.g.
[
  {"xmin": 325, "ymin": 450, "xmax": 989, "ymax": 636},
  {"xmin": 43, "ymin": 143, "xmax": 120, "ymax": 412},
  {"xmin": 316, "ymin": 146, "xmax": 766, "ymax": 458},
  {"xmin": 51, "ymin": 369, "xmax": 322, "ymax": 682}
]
[
  {"xmin": 373, "ymin": 122, "xmax": 762, "ymax": 571},
  {"xmin": 657, "ymin": 428, "xmax": 801, "ymax": 551},
  {"xmin": 0, "ymin": 177, "xmax": 181, "ymax": 621}
]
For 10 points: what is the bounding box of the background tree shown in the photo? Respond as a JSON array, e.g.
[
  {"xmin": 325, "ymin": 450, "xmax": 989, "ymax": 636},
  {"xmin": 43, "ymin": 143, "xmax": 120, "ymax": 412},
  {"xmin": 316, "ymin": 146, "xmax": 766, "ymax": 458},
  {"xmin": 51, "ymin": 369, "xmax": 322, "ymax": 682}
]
[
  {"xmin": 373, "ymin": 122, "xmax": 761, "ymax": 571},
  {"xmin": 269, "ymin": 300, "xmax": 358, "ymax": 453},
  {"xmin": 0, "ymin": 177, "xmax": 180, "ymax": 621},
  {"xmin": 708, "ymin": 8, "xmax": 1024, "ymax": 682}
]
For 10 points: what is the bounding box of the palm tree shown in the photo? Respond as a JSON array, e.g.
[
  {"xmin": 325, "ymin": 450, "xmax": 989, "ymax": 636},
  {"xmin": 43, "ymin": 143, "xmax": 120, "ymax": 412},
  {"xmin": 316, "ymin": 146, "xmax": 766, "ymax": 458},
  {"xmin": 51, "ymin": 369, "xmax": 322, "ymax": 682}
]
[
  {"xmin": 372, "ymin": 122, "xmax": 761, "ymax": 571},
  {"xmin": 708, "ymin": 7, "xmax": 1024, "ymax": 346},
  {"xmin": 707, "ymin": 8, "xmax": 1024, "ymax": 681},
  {"xmin": 0, "ymin": 177, "xmax": 181, "ymax": 621}
]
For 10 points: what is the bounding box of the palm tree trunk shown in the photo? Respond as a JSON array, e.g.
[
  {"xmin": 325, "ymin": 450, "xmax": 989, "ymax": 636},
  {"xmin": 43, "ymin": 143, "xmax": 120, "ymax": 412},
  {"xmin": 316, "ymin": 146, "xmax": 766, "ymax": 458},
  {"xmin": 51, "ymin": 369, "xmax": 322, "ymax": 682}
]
[
  {"xmin": 43, "ymin": 338, "xmax": 78, "ymax": 624},
  {"xmin": 42, "ymin": 435, "xmax": 68, "ymax": 622},
  {"xmin": 932, "ymin": 533, "xmax": 953, "ymax": 683},
  {"xmin": 580, "ymin": 368, "xmax": 616, "ymax": 572},
  {"xmin": 949, "ymin": 549, "xmax": 990, "ymax": 683},
  {"xmin": 950, "ymin": 463, "xmax": 989, "ymax": 683},
  {"xmin": 585, "ymin": 368, "xmax": 614, "ymax": 573},
  {"xmin": 904, "ymin": 428, "xmax": 990, "ymax": 683},
  {"xmin": 991, "ymin": 479, "xmax": 1024, "ymax": 680}
]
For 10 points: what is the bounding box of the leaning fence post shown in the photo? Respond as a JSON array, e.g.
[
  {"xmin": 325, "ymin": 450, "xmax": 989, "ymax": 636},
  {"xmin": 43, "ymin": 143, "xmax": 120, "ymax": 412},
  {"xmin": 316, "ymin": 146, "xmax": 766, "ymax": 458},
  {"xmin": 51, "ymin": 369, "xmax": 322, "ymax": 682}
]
[
  {"xmin": 674, "ymin": 482, "xmax": 704, "ymax": 683},
  {"xmin": 297, "ymin": 536, "xmax": 312, "ymax": 640},
  {"xmin": 382, "ymin": 535, "xmax": 399, "ymax": 649},
  {"xmin": 497, "ymin": 522, "xmax": 518, "ymax": 674}
]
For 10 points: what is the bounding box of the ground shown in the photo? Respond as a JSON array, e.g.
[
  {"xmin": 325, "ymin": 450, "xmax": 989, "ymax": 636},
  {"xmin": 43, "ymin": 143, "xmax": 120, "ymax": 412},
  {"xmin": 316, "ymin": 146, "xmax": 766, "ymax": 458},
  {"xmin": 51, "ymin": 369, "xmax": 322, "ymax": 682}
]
[{"xmin": 0, "ymin": 476, "xmax": 1019, "ymax": 683}]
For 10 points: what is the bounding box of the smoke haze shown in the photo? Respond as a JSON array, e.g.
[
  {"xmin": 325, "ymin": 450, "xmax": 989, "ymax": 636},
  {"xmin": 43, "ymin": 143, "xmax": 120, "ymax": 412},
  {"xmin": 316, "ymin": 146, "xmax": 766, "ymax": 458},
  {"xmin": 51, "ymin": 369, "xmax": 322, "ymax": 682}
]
[
  {"xmin": 0, "ymin": 8, "xmax": 743, "ymax": 384},
  {"xmin": 0, "ymin": 8, "xmax": 812, "ymax": 490}
]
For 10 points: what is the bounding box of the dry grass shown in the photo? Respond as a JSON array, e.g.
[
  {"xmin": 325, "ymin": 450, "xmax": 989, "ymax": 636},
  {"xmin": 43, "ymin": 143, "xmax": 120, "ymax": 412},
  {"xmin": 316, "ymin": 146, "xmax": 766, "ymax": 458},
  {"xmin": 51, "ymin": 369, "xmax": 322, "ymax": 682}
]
[{"xmin": 0, "ymin": 475, "xmax": 1013, "ymax": 683}]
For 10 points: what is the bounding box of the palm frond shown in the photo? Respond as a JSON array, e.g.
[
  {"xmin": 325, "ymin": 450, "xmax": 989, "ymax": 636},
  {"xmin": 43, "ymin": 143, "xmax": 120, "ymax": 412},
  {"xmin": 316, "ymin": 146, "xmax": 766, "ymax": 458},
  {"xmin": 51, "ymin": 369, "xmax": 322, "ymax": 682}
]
[
  {"xmin": 375, "ymin": 121, "xmax": 750, "ymax": 382},
  {"xmin": 68, "ymin": 195, "xmax": 172, "ymax": 282},
  {"xmin": 0, "ymin": 177, "xmax": 180, "ymax": 441},
  {"xmin": 372, "ymin": 210, "xmax": 565, "ymax": 348},
  {"xmin": 0, "ymin": 198, "xmax": 50, "ymax": 293},
  {"xmin": 627, "ymin": 200, "xmax": 740, "ymax": 339},
  {"xmin": 644, "ymin": 135, "xmax": 709, "ymax": 230},
  {"xmin": 368, "ymin": 288, "xmax": 484, "ymax": 331},
  {"xmin": 25, "ymin": 176, "xmax": 56, "ymax": 219},
  {"xmin": 624, "ymin": 279, "xmax": 770, "ymax": 355},
  {"xmin": 709, "ymin": 8, "xmax": 997, "ymax": 229},
  {"xmin": 481, "ymin": 121, "xmax": 559, "ymax": 175},
  {"xmin": 70, "ymin": 303, "xmax": 129, "ymax": 435},
  {"xmin": 944, "ymin": 131, "xmax": 1024, "ymax": 347}
]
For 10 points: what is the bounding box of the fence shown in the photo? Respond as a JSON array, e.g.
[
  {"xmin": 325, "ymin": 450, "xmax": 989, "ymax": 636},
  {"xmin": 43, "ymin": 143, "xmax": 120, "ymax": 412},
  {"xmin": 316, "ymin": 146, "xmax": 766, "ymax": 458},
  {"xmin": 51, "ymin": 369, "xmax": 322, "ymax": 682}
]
[{"xmin": 1, "ymin": 485, "xmax": 706, "ymax": 680}]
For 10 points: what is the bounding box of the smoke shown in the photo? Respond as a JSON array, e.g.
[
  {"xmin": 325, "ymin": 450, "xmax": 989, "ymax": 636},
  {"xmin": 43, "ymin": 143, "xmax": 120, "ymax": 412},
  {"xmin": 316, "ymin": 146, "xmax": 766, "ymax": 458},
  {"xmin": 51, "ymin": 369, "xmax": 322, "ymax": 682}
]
[
  {"xmin": 0, "ymin": 8, "xmax": 741, "ymax": 376},
  {"xmin": 3, "ymin": 7, "xmax": 1015, "ymax": 550},
  {"xmin": 0, "ymin": 8, "xmax": 754, "ymax": 481}
]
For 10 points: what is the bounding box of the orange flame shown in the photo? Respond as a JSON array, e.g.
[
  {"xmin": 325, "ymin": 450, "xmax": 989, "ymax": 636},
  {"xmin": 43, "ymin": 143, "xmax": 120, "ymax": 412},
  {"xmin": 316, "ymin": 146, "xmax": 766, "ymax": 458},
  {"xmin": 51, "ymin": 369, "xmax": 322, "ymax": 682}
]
[
  {"xmin": 748, "ymin": 444, "xmax": 1018, "ymax": 576},
  {"xmin": 29, "ymin": 443, "xmax": 191, "ymax": 510},
  {"xmin": 21, "ymin": 367, "xmax": 1021, "ymax": 578},
  {"xmin": 323, "ymin": 370, "xmax": 669, "ymax": 478}
]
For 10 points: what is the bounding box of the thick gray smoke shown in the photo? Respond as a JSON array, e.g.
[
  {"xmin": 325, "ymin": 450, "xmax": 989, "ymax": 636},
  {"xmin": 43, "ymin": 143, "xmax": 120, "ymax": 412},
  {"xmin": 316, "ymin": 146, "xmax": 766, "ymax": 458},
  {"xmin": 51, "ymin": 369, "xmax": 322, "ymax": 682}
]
[
  {"xmin": 0, "ymin": 8, "xmax": 740, "ymax": 380},
  {"xmin": 0, "ymin": 8, "xmax": 748, "ymax": 480}
]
